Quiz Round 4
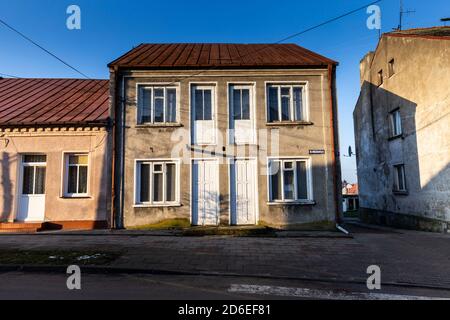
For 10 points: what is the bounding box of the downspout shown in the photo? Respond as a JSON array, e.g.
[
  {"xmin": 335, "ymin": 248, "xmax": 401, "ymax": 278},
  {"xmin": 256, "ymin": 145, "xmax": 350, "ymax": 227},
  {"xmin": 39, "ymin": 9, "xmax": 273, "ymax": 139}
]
[
  {"xmin": 327, "ymin": 64, "xmax": 345, "ymax": 233},
  {"xmin": 110, "ymin": 68, "xmax": 117, "ymax": 229},
  {"xmin": 118, "ymin": 75, "xmax": 125, "ymax": 229}
]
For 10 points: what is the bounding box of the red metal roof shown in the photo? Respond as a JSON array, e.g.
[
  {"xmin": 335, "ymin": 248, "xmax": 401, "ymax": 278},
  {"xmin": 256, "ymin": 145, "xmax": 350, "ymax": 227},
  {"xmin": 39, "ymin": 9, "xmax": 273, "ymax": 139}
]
[
  {"xmin": 108, "ymin": 43, "xmax": 337, "ymax": 68},
  {"xmin": 0, "ymin": 78, "xmax": 109, "ymax": 126}
]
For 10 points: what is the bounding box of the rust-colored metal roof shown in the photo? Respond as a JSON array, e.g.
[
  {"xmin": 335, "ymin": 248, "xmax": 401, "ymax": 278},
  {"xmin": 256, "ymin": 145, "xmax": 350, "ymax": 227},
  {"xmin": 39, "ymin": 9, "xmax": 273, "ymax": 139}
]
[
  {"xmin": 0, "ymin": 78, "xmax": 109, "ymax": 126},
  {"xmin": 108, "ymin": 43, "xmax": 337, "ymax": 68}
]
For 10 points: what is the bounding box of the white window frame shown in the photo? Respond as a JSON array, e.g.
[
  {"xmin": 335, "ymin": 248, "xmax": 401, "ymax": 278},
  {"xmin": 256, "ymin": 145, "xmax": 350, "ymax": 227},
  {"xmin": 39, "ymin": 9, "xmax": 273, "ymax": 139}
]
[
  {"xmin": 393, "ymin": 164, "xmax": 407, "ymax": 192},
  {"xmin": 265, "ymin": 82, "xmax": 309, "ymax": 123},
  {"xmin": 267, "ymin": 157, "xmax": 313, "ymax": 203},
  {"xmin": 227, "ymin": 82, "xmax": 257, "ymax": 145},
  {"xmin": 21, "ymin": 154, "xmax": 47, "ymax": 196},
  {"xmin": 389, "ymin": 109, "xmax": 402, "ymax": 137},
  {"xmin": 62, "ymin": 153, "xmax": 90, "ymax": 197},
  {"xmin": 189, "ymin": 83, "xmax": 218, "ymax": 146},
  {"xmin": 134, "ymin": 159, "xmax": 180, "ymax": 207},
  {"xmin": 136, "ymin": 84, "xmax": 180, "ymax": 125}
]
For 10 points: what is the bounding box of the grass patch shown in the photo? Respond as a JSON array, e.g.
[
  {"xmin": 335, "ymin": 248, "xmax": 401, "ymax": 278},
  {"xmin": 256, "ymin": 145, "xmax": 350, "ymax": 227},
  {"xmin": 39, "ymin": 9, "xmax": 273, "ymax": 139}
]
[
  {"xmin": 344, "ymin": 211, "xmax": 360, "ymax": 218},
  {"xmin": 182, "ymin": 226, "xmax": 277, "ymax": 237},
  {"xmin": 128, "ymin": 218, "xmax": 191, "ymax": 230},
  {"xmin": 0, "ymin": 250, "xmax": 120, "ymax": 266}
]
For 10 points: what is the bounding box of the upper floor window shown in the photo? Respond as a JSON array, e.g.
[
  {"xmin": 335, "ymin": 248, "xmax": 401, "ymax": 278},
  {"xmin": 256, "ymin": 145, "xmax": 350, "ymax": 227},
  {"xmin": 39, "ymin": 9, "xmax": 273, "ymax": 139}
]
[
  {"xmin": 388, "ymin": 59, "xmax": 395, "ymax": 77},
  {"xmin": 267, "ymin": 84, "xmax": 307, "ymax": 123},
  {"xmin": 393, "ymin": 164, "xmax": 407, "ymax": 193},
  {"xmin": 389, "ymin": 109, "xmax": 402, "ymax": 137},
  {"xmin": 377, "ymin": 70, "xmax": 383, "ymax": 86},
  {"xmin": 137, "ymin": 85, "xmax": 177, "ymax": 124},
  {"xmin": 64, "ymin": 154, "xmax": 88, "ymax": 197},
  {"xmin": 268, "ymin": 158, "xmax": 311, "ymax": 203}
]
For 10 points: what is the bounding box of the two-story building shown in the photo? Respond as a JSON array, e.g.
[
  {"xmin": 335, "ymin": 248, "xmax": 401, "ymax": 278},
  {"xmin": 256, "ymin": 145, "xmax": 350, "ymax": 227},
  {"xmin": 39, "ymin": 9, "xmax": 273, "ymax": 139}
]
[{"xmin": 109, "ymin": 43, "xmax": 341, "ymax": 228}]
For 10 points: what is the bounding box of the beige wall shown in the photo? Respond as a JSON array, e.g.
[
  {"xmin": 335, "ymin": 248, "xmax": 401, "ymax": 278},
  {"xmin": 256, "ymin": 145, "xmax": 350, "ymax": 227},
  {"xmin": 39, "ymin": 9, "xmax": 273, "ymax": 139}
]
[
  {"xmin": 118, "ymin": 68, "xmax": 337, "ymax": 227},
  {"xmin": 354, "ymin": 35, "xmax": 450, "ymax": 229},
  {"xmin": 0, "ymin": 127, "xmax": 111, "ymax": 223}
]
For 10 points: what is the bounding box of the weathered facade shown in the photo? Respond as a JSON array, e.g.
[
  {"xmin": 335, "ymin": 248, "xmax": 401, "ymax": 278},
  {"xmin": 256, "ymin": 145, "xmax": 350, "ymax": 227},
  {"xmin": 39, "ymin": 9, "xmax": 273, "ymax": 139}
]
[
  {"xmin": 110, "ymin": 44, "xmax": 341, "ymax": 228},
  {"xmin": 354, "ymin": 27, "xmax": 450, "ymax": 232},
  {"xmin": 0, "ymin": 78, "xmax": 112, "ymax": 231}
]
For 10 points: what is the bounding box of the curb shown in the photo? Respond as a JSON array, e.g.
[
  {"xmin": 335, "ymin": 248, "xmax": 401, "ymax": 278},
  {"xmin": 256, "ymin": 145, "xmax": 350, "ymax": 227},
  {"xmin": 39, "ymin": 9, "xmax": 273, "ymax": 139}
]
[{"xmin": 1, "ymin": 264, "xmax": 449, "ymax": 291}]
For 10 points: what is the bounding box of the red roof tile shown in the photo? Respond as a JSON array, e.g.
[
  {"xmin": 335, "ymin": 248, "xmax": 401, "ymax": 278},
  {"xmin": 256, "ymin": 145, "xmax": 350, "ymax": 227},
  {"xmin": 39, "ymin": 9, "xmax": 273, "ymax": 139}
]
[
  {"xmin": 108, "ymin": 43, "xmax": 337, "ymax": 68},
  {"xmin": 0, "ymin": 78, "xmax": 109, "ymax": 126}
]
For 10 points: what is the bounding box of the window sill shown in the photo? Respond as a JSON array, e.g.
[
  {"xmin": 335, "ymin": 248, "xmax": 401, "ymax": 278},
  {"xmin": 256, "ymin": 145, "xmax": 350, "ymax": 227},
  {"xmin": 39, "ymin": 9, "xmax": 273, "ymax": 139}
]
[
  {"xmin": 392, "ymin": 190, "xmax": 408, "ymax": 196},
  {"xmin": 133, "ymin": 203, "xmax": 182, "ymax": 208},
  {"xmin": 266, "ymin": 121, "xmax": 313, "ymax": 127},
  {"xmin": 388, "ymin": 134, "xmax": 404, "ymax": 141},
  {"xmin": 135, "ymin": 123, "xmax": 183, "ymax": 128},
  {"xmin": 267, "ymin": 200, "xmax": 316, "ymax": 206},
  {"xmin": 60, "ymin": 195, "xmax": 92, "ymax": 199}
]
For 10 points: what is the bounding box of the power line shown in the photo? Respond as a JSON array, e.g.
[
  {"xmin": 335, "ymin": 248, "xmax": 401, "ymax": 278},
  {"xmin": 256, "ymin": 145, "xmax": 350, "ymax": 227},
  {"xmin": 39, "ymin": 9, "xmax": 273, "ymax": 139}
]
[
  {"xmin": 0, "ymin": 18, "xmax": 90, "ymax": 79},
  {"xmin": 156, "ymin": 0, "xmax": 384, "ymax": 87},
  {"xmin": 0, "ymin": 72, "xmax": 20, "ymax": 78}
]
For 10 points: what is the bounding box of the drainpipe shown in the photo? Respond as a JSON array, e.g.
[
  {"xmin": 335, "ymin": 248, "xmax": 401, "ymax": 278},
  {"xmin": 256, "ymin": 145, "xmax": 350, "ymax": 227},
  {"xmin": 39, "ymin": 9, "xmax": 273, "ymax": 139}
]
[
  {"xmin": 118, "ymin": 75, "xmax": 125, "ymax": 229},
  {"xmin": 327, "ymin": 64, "xmax": 344, "ymax": 229},
  {"xmin": 110, "ymin": 68, "xmax": 117, "ymax": 229},
  {"xmin": 110, "ymin": 67, "xmax": 125, "ymax": 229}
]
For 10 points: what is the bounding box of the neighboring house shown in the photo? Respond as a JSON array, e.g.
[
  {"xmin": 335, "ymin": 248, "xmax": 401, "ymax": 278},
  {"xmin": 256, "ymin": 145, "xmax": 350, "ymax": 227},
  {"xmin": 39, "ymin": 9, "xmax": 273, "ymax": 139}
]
[
  {"xmin": 109, "ymin": 43, "xmax": 342, "ymax": 228},
  {"xmin": 342, "ymin": 182, "xmax": 359, "ymax": 213},
  {"xmin": 354, "ymin": 27, "xmax": 450, "ymax": 232},
  {"xmin": 0, "ymin": 78, "xmax": 112, "ymax": 232}
]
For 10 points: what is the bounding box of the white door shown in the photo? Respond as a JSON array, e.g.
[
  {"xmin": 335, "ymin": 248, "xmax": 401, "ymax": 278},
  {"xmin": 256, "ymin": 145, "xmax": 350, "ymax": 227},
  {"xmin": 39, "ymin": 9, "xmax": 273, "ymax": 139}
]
[
  {"xmin": 17, "ymin": 155, "xmax": 46, "ymax": 222},
  {"xmin": 192, "ymin": 159, "xmax": 219, "ymax": 226},
  {"xmin": 229, "ymin": 85, "xmax": 255, "ymax": 144},
  {"xmin": 230, "ymin": 159, "xmax": 257, "ymax": 225},
  {"xmin": 191, "ymin": 85, "xmax": 215, "ymax": 145}
]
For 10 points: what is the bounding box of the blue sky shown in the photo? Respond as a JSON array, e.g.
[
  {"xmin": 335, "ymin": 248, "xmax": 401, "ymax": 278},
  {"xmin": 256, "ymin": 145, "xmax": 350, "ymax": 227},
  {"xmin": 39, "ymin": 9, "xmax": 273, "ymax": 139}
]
[{"xmin": 1, "ymin": 0, "xmax": 448, "ymax": 182}]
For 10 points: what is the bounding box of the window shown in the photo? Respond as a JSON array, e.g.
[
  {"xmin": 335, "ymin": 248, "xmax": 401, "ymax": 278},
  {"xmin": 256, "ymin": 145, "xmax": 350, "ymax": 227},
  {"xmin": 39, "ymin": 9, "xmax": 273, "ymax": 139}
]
[
  {"xmin": 268, "ymin": 158, "xmax": 311, "ymax": 202},
  {"xmin": 393, "ymin": 164, "xmax": 407, "ymax": 192},
  {"xmin": 377, "ymin": 70, "xmax": 383, "ymax": 86},
  {"xmin": 388, "ymin": 59, "xmax": 395, "ymax": 77},
  {"xmin": 136, "ymin": 160, "xmax": 179, "ymax": 205},
  {"xmin": 137, "ymin": 85, "xmax": 177, "ymax": 124},
  {"xmin": 267, "ymin": 84, "xmax": 306, "ymax": 122},
  {"xmin": 194, "ymin": 88, "xmax": 213, "ymax": 120},
  {"xmin": 64, "ymin": 154, "xmax": 88, "ymax": 196},
  {"xmin": 22, "ymin": 155, "xmax": 46, "ymax": 195},
  {"xmin": 232, "ymin": 87, "xmax": 250, "ymax": 120},
  {"xmin": 389, "ymin": 109, "xmax": 402, "ymax": 137}
]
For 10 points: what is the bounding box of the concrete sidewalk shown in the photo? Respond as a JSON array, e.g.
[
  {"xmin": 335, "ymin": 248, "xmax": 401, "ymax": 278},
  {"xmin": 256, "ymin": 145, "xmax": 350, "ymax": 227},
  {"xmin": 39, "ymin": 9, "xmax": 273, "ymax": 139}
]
[{"xmin": 0, "ymin": 224, "xmax": 448, "ymax": 290}]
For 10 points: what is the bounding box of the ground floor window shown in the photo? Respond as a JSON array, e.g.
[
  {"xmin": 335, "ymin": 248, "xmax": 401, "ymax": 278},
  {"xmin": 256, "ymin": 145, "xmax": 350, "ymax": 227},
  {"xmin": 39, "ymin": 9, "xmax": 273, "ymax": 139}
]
[
  {"xmin": 22, "ymin": 155, "xmax": 47, "ymax": 195},
  {"xmin": 64, "ymin": 154, "xmax": 89, "ymax": 196},
  {"xmin": 135, "ymin": 160, "xmax": 179, "ymax": 205},
  {"xmin": 268, "ymin": 158, "xmax": 312, "ymax": 202}
]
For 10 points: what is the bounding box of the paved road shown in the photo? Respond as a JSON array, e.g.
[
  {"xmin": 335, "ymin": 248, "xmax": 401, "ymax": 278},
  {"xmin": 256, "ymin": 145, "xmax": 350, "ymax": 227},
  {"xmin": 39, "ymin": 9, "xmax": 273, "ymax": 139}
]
[
  {"xmin": 0, "ymin": 271, "xmax": 449, "ymax": 300},
  {"xmin": 0, "ymin": 223, "xmax": 449, "ymax": 292}
]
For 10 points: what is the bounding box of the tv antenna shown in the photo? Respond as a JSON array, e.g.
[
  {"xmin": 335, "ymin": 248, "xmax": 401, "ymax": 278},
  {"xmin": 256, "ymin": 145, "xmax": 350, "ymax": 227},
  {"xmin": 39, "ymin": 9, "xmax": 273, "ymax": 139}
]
[{"xmin": 398, "ymin": 0, "xmax": 415, "ymax": 30}]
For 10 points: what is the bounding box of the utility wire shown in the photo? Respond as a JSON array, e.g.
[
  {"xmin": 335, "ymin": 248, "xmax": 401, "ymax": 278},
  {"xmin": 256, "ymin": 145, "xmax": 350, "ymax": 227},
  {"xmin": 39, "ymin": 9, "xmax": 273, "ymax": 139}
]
[
  {"xmin": 0, "ymin": 18, "xmax": 90, "ymax": 79},
  {"xmin": 0, "ymin": 72, "xmax": 20, "ymax": 78},
  {"xmin": 156, "ymin": 0, "xmax": 384, "ymax": 87}
]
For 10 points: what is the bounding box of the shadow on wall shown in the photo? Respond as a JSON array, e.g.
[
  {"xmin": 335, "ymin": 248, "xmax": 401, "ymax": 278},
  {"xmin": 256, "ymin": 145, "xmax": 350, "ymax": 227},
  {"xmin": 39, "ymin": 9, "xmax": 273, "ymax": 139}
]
[
  {"xmin": 354, "ymin": 81, "xmax": 419, "ymax": 213},
  {"xmin": 355, "ymin": 81, "xmax": 450, "ymax": 228},
  {"xmin": 1, "ymin": 152, "xmax": 17, "ymax": 222}
]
